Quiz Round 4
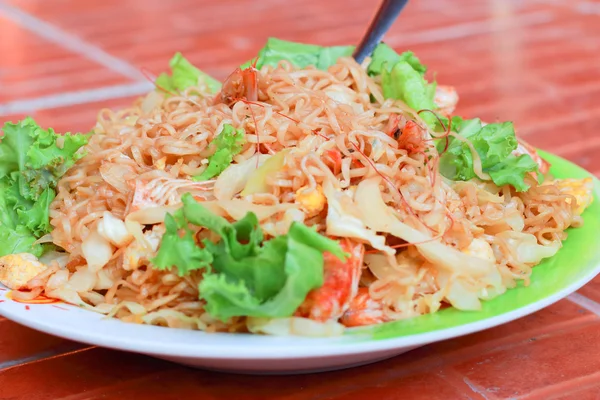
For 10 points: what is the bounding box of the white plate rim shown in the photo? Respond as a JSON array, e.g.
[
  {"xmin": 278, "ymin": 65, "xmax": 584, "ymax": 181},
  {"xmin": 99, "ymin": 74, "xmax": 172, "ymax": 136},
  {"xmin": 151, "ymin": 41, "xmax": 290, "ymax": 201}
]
[{"xmin": 1, "ymin": 258, "xmax": 598, "ymax": 360}]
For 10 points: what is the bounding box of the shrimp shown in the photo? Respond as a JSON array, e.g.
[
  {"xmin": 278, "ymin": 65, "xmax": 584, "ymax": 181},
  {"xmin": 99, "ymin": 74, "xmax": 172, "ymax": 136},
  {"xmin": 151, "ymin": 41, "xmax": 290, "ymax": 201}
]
[
  {"xmin": 513, "ymin": 137, "xmax": 550, "ymax": 175},
  {"xmin": 218, "ymin": 59, "xmax": 259, "ymax": 106},
  {"xmin": 340, "ymin": 287, "xmax": 390, "ymax": 327},
  {"xmin": 398, "ymin": 120, "xmax": 426, "ymax": 154},
  {"xmin": 295, "ymin": 239, "xmax": 365, "ymax": 322},
  {"xmin": 384, "ymin": 115, "xmax": 425, "ymax": 155},
  {"xmin": 217, "ymin": 59, "xmax": 263, "ymax": 161},
  {"xmin": 434, "ymin": 85, "xmax": 459, "ymax": 116},
  {"xmin": 129, "ymin": 177, "xmax": 214, "ymax": 212}
]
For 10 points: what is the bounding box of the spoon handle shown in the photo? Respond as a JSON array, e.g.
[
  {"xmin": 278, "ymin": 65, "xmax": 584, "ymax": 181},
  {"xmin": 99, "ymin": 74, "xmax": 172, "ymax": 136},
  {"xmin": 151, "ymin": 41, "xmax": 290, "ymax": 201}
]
[{"xmin": 353, "ymin": 0, "xmax": 409, "ymax": 64}]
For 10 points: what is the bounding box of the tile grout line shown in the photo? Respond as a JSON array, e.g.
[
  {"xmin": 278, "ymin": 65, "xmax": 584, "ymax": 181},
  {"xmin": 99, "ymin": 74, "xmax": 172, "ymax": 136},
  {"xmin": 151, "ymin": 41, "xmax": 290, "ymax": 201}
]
[
  {"xmin": 519, "ymin": 370, "xmax": 600, "ymax": 399},
  {"xmin": 0, "ymin": 345, "xmax": 93, "ymax": 372},
  {"xmin": 566, "ymin": 292, "xmax": 600, "ymax": 317},
  {"xmin": 0, "ymin": 81, "xmax": 154, "ymax": 116},
  {"xmin": 0, "ymin": 1, "xmax": 144, "ymax": 80}
]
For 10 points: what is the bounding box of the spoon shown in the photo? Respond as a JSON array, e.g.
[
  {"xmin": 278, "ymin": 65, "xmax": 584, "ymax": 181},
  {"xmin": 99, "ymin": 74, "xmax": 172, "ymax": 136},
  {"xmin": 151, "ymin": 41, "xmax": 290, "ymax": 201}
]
[{"xmin": 353, "ymin": 0, "xmax": 410, "ymax": 64}]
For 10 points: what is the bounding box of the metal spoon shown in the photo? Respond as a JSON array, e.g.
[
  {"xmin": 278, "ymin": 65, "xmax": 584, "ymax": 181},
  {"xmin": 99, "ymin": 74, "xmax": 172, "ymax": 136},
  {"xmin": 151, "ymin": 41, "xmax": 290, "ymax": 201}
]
[{"xmin": 353, "ymin": 0, "xmax": 410, "ymax": 64}]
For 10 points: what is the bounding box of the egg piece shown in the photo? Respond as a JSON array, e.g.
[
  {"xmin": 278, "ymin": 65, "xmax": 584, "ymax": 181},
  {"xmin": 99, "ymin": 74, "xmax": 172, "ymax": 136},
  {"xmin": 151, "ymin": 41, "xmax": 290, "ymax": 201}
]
[
  {"xmin": 0, "ymin": 253, "xmax": 48, "ymax": 290},
  {"xmin": 550, "ymin": 177, "xmax": 594, "ymax": 215},
  {"xmin": 295, "ymin": 186, "xmax": 326, "ymax": 217},
  {"xmin": 462, "ymin": 238, "xmax": 496, "ymax": 262},
  {"xmin": 123, "ymin": 225, "xmax": 164, "ymax": 270}
]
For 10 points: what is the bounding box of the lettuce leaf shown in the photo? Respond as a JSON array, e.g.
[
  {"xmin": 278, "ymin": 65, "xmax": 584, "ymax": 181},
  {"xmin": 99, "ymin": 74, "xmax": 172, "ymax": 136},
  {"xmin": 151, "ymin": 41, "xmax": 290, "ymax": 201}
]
[
  {"xmin": 487, "ymin": 154, "xmax": 541, "ymax": 192},
  {"xmin": 156, "ymin": 52, "xmax": 222, "ymax": 95},
  {"xmin": 194, "ymin": 124, "xmax": 245, "ymax": 181},
  {"xmin": 438, "ymin": 119, "xmax": 541, "ymax": 191},
  {"xmin": 151, "ymin": 211, "xmax": 213, "ymax": 276},
  {"xmin": 367, "ymin": 43, "xmax": 426, "ymax": 76},
  {"xmin": 0, "ymin": 225, "xmax": 42, "ymax": 257},
  {"xmin": 363, "ymin": 43, "xmax": 437, "ymax": 127},
  {"xmin": 248, "ymin": 38, "xmax": 354, "ymax": 70},
  {"xmin": 0, "ymin": 118, "xmax": 88, "ymax": 256},
  {"xmin": 381, "ymin": 61, "xmax": 437, "ymax": 126},
  {"xmin": 151, "ymin": 193, "xmax": 346, "ymax": 320}
]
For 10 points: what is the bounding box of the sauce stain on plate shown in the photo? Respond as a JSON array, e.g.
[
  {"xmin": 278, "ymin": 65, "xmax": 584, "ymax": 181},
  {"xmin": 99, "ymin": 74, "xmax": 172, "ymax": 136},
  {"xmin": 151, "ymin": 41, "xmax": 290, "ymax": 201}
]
[{"xmin": 5, "ymin": 291, "xmax": 62, "ymax": 305}]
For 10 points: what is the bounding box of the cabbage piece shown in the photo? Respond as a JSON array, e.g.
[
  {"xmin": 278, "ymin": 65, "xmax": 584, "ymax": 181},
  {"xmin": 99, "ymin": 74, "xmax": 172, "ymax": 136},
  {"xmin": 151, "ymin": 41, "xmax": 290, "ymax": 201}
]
[
  {"xmin": 497, "ymin": 231, "xmax": 560, "ymax": 264},
  {"xmin": 437, "ymin": 270, "xmax": 482, "ymax": 311},
  {"xmin": 322, "ymin": 180, "xmax": 393, "ymax": 255},
  {"xmin": 214, "ymin": 155, "xmax": 271, "ymax": 200},
  {"xmin": 241, "ymin": 150, "xmax": 290, "ymax": 196},
  {"xmin": 354, "ymin": 177, "xmax": 498, "ymax": 280},
  {"xmin": 247, "ymin": 317, "xmax": 344, "ymax": 337},
  {"xmin": 81, "ymin": 230, "xmax": 114, "ymax": 273}
]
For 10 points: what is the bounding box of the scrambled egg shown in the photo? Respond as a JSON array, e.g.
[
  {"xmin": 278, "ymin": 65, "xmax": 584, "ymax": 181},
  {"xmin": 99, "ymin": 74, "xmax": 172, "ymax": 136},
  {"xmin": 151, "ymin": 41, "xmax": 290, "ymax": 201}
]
[
  {"xmin": 0, "ymin": 253, "xmax": 48, "ymax": 290},
  {"xmin": 549, "ymin": 177, "xmax": 594, "ymax": 215},
  {"xmin": 295, "ymin": 186, "xmax": 326, "ymax": 217},
  {"xmin": 462, "ymin": 238, "xmax": 496, "ymax": 262},
  {"xmin": 123, "ymin": 225, "xmax": 164, "ymax": 270}
]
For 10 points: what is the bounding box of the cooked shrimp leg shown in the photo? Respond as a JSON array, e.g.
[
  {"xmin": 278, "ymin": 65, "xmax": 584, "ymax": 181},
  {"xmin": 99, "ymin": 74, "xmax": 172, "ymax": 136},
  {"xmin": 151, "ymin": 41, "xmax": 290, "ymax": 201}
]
[{"xmin": 340, "ymin": 287, "xmax": 390, "ymax": 327}]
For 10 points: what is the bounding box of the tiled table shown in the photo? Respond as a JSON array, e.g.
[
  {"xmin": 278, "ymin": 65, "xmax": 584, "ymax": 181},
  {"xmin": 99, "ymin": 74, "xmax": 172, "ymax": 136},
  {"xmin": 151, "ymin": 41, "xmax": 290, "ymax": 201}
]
[{"xmin": 1, "ymin": 0, "xmax": 599, "ymax": 399}]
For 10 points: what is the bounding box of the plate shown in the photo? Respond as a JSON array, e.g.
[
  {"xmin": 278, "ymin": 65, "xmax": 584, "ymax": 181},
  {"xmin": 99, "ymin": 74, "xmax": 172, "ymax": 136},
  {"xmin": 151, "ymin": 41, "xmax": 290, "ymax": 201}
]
[{"xmin": 1, "ymin": 152, "xmax": 599, "ymax": 374}]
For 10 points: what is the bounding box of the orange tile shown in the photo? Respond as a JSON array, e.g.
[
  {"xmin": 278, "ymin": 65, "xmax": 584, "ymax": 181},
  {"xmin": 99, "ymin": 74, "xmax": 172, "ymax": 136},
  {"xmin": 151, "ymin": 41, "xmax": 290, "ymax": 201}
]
[
  {"xmin": 322, "ymin": 373, "xmax": 474, "ymax": 400},
  {"xmin": 449, "ymin": 321, "xmax": 600, "ymax": 399},
  {"xmin": 550, "ymin": 385, "xmax": 600, "ymax": 400},
  {"xmin": 1, "ymin": 95, "xmax": 142, "ymax": 133},
  {"xmin": 0, "ymin": 348, "xmax": 177, "ymax": 399},
  {"xmin": 78, "ymin": 368, "xmax": 312, "ymax": 400},
  {"xmin": 0, "ymin": 16, "xmax": 130, "ymax": 103},
  {"xmin": 401, "ymin": 300, "xmax": 595, "ymax": 366},
  {"xmin": 0, "ymin": 319, "xmax": 85, "ymax": 369}
]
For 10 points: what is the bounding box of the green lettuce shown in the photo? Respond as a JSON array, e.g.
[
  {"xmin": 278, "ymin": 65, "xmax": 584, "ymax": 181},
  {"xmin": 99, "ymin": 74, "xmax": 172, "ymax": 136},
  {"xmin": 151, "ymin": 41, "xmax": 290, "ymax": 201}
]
[
  {"xmin": 381, "ymin": 61, "xmax": 437, "ymax": 127},
  {"xmin": 152, "ymin": 211, "xmax": 213, "ymax": 276},
  {"xmin": 156, "ymin": 52, "xmax": 222, "ymax": 95},
  {"xmin": 438, "ymin": 119, "xmax": 541, "ymax": 191},
  {"xmin": 0, "ymin": 118, "xmax": 88, "ymax": 256},
  {"xmin": 367, "ymin": 43, "xmax": 427, "ymax": 76},
  {"xmin": 487, "ymin": 155, "xmax": 542, "ymax": 192},
  {"xmin": 194, "ymin": 124, "xmax": 245, "ymax": 181},
  {"xmin": 246, "ymin": 37, "xmax": 354, "ymax": 70},
  {"xmin": 151, "ymin": 193, "xmax": 346, "ymax": 320}
]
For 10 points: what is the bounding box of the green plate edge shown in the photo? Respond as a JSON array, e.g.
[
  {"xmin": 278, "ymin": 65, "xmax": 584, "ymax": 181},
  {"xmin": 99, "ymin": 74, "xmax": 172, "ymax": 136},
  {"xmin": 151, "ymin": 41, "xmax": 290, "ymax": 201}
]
[{"xmin": 345, "ymin": 150, "xmax": 600, "ymax": 340}]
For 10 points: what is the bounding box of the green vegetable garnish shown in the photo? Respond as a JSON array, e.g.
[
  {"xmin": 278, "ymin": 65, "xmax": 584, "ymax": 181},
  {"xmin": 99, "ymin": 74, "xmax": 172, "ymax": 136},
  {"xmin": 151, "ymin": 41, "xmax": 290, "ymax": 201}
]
[
  {"xmin": 244, "ymin": 37, "xmax": 354, "ymax": 70},
  {"xmin": 156, "ymin": 52, "xmax": 222, "ymax": 96},
  {"xmin": 0, "ymin": 118, "xmax": 88, "ymax": 256},
  {"xmin": 194, "ymin": 124, "xmax": 245, "ymax": 181},
  {"xmin": 381, "ymin": 61, "xmax": 438, "ymax": 127},
  {"xmin": 367, "ymin": 43, "xmax": 427, "ymax": 76},
  {"xmin": 151, "ymin": 211, "xmax": 213, "ymax": 276},
  {"xmin": 438, "ymin": 119, "xmax": 541, "ymax": 191},
  {"xmin": 151, "ymin": 193, "xmax": 346, "ymax": 320}
]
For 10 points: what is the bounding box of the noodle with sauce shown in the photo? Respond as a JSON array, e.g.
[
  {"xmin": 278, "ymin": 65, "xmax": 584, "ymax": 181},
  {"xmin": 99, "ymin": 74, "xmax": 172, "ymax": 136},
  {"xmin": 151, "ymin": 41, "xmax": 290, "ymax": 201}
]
[{"xmin": 0, "ymin": 39, "xmax": 594, "ymax": 336}]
